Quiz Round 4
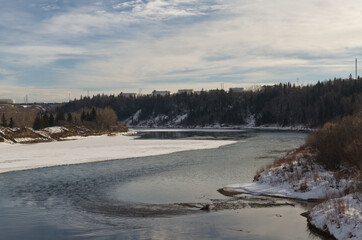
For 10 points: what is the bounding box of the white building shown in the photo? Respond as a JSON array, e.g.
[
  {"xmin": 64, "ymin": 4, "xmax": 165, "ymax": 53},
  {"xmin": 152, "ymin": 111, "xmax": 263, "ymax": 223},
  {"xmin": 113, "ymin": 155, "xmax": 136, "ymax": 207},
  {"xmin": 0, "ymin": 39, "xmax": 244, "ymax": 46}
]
[
  {"xmin": 152, "ymin": 90, "xmax": 170, "ymax": 96},
  {"xmin": 0, "ymin": 99, "xmax": 15, "ymax": 104}
]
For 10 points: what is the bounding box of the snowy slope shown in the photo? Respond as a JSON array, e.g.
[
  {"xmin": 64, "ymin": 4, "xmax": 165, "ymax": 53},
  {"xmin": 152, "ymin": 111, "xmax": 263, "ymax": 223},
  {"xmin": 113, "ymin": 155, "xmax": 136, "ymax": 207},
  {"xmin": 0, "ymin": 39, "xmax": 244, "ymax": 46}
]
[{"xmin": 309, "ymin": 193, "xmax": 362, "ymax": 240}]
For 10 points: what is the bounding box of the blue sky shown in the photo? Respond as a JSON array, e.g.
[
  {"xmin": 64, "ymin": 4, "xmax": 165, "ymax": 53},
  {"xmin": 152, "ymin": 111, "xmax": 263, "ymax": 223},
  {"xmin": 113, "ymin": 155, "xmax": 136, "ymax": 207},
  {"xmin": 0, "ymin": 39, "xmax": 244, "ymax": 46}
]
[{"xmin": 0, "ymin": 0, "xmax": 361, "ymax": 102}]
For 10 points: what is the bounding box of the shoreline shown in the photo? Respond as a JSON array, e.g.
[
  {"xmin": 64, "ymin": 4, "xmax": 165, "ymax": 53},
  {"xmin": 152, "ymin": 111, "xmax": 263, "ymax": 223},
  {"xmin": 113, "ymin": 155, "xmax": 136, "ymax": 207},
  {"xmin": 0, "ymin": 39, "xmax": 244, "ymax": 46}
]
[
  {"xmin": 128, "ymin": 125, "xmax": 313, "ymax": 132},
  {"xmin": 222, "ymin": 146, "xmax": 361, "ymax": 240}
]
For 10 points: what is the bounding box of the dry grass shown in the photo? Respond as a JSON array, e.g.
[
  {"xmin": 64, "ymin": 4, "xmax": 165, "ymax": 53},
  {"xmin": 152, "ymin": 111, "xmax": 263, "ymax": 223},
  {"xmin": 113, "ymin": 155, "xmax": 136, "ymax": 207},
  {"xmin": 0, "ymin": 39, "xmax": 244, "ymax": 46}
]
[{"xmin": 253, "ymin": 146, "xmax": 316, "ymax": 182}]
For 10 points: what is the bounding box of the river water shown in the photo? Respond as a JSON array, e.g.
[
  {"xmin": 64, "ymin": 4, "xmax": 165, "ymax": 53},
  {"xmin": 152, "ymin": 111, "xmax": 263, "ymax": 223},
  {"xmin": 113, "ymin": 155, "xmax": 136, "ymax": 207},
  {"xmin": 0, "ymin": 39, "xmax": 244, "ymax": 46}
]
[{"xmin": 0, "ymin": 130, "xmax": 323, "ymax": 239}]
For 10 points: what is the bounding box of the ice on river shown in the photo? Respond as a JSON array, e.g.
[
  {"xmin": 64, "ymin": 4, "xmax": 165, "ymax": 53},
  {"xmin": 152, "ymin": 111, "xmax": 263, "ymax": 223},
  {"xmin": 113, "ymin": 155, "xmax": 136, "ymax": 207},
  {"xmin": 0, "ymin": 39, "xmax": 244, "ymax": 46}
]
[{"xmin": 0, "ymin": 134, "xmax": 235, "ymax": 173}]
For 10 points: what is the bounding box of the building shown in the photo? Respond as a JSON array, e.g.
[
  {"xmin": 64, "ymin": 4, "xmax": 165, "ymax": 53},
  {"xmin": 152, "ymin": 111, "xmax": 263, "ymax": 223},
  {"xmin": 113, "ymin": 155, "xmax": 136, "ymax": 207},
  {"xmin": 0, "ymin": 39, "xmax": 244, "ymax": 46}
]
[
  {"xmin": 177, "ymin": 89, "xmax": 193, "ymax": 95},
  {"xmin": 152, "ymin": 90, "xmax": 170, "ymax": 96},
  {"xmin": 229, "ymin": 88, "xmax": 244, "ymax": 93},
  {"xmin": 0, "ymin": 99, "xmax": 15, "ymax": 104}
]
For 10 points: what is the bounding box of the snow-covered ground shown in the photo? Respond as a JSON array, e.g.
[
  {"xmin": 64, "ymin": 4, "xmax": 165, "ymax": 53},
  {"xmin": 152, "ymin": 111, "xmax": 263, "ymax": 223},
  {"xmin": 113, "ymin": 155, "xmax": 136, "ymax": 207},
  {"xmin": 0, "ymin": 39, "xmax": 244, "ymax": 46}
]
[
  {"xmin": 223, "ymin": 148, "xmax": 357, "ymax": 200},
  {"xmin": 43, "ymin": 126, "xmax": 68, "ymax": 134},
  {"xmin": 223, "ymin": 147, "xmax": 361, "ymax": 239},
  {"xmin": 125, "ymin": 111, "xmax": 312, "ymax": 131},
  {"xmin": 309, "ymin": 193, "xmax": 361, "ymax": 240},
  {"xmin": 0, "ymin": 133, "xmax": 235, "ymax": 174}
]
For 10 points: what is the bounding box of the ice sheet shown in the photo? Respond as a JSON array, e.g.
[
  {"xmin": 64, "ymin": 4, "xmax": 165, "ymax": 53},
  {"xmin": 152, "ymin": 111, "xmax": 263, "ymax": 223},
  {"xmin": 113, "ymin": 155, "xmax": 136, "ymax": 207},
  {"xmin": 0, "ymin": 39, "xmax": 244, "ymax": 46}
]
[{"xmin": 0, "ymin": 134, "xmax": 235, "ymax": 173}]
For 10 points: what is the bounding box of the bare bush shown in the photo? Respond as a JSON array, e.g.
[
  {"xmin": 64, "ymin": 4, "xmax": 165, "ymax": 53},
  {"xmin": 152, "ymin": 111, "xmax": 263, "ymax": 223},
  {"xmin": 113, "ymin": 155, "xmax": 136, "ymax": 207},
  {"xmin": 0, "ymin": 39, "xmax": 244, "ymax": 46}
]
[{"xmin": 306, "ymin": 111, "xmax": 362, "ymax": 172}]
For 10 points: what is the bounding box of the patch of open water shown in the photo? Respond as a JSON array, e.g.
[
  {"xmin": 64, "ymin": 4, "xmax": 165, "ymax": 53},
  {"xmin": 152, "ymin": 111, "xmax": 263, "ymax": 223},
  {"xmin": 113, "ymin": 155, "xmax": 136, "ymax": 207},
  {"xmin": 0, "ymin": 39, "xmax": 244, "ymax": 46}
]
[{"xmin": 0, "ymin": 130, "xmax": 323, "ymax": 239}]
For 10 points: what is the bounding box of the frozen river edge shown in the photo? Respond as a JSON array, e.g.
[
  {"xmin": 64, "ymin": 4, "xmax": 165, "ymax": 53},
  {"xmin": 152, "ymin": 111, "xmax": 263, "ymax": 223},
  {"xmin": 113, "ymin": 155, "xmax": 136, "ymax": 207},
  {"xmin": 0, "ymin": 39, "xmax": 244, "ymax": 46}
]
[{"xmin": 0, "ymin": 133, "xmax": 236, "ymax": 174}]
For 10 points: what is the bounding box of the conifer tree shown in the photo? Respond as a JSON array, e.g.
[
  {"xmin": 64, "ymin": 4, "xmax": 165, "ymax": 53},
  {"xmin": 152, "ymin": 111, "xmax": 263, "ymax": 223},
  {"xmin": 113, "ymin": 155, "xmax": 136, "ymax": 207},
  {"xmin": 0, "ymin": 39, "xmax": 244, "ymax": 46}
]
[
  {"xmin": 81, "ymin": 111, "xmax": 86, "ymax": 122},
  {"xmin": 42, "ymin": 113, "xmax": 49, "ymax": 128},
  {"xmin": 56, "ymin": 111, "xmax": 65, "ymax": 122},
  {"xmin": 49, "ymin": 113, "xmax": 55, "ymax": 127},
  {"xmin": 33, "ymin": 116, "xmax": 42, "ymax": 130},
  {"xmin": 90, "ymin": 107, "xmax": 97, "ymax": 121},
  {"xmin": 9, "ymin": 117, "xmax": 14, "ymax": 128},
  {"xmin": 67, "ymin": 113, "xmax": 72, "ymax": 122},
  {"xmin": 1, "ymin": 114, "xmax": 7, "ymax": 127}
]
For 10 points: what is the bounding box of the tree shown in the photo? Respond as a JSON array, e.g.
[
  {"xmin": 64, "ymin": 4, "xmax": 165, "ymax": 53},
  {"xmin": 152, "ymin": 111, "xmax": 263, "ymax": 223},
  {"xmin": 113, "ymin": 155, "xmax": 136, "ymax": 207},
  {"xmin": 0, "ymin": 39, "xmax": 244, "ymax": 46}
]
[
  {"xmin": 81, "ymin": 111, "xmax": 86, "ymax": 122},
  {"xmin": 90, "ymin": 107, "xmax": 97, "ymax": 121},
  {"xmin": 9, "ymin": 117, "xmax": 14, "ymax": 128},
  {"xmin": 67, "ymin": 113, "xmax": 72, "ymax": 122},
  {"xmin": 33, "ymin": 116, "xmax": 42, "ymax": 130},
  {"xmin": 56, "ymin": 111, "xmax": 65, "ymax": 122},
  {"xmin": 49, "ymin": 113, "xmax": 55, "ymax": 127},
  {"xmin": 1, "ymin": 114, "xmax": 7, "ymax": 127},
  {"xmin": 42, "ymin": 113, "xmax": 49, "ymax": 128}
]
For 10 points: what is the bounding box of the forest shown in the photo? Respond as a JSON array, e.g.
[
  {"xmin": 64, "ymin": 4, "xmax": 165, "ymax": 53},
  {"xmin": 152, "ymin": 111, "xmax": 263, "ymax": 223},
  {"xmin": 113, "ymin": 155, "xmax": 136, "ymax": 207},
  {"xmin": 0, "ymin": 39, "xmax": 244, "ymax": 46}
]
[{"xmin": 60, "ymin": 78, "xmax": 362, "ymax": 127}]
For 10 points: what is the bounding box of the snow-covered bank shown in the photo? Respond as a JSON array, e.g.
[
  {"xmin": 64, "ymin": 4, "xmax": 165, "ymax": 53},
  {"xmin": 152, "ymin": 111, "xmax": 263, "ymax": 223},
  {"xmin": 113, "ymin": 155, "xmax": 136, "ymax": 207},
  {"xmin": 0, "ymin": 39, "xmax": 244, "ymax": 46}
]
[
  {"xmin": 0, "ymin": 134, "xmax": 235, "ymax": 174},
  {"xmin": 223, "ymin": 148, "xmax": 357, "ymax": 201},
  {"xmin": 309, "ymin": 193, "xmax": 361, "ymax": 240},
  {"xmin": 222, "ymin": 147, "xmax": 361, "ymax": 239}
]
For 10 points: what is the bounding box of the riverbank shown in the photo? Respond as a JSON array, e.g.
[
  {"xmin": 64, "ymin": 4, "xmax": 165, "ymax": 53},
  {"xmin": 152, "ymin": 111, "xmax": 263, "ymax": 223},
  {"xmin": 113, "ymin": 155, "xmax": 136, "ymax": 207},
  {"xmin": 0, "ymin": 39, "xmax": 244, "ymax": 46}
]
[
  {"xmin": 222, "ymin": 146, "xmax": 361, "ymax": 240},
  {"xmin": 0, "ymin": 125, "xmax": 129, "ymax": 144}
]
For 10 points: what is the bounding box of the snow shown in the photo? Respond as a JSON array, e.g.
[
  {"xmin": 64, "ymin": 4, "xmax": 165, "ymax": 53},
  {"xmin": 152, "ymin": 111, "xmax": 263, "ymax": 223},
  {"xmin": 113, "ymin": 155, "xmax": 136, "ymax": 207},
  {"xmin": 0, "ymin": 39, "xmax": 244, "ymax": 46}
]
[
  {"xmin": 224, "ymin": 149, "xmax": 357, "ymax": 201},
  {"xmin": 14, "ymin": 138, "xmax": 42, "ymax": 143},
  {"xmin": 309, "ymin": 193, "xmax": 362, "ymax": 240},
  {"xmin": 174, "ymin": 113, "xmax": 188, "ymax": 124},
  {"xmin": 225, "ymin": 182, "xmax": 328, "ymax": 201},
  {"xmin": 0, "ymin": 134, "xmax": 235, "ymax": 174},
  {"xmin": 43, "ymin": 126, "xmax": 68, "ymax": 134},
  {"xmin": 223, "ymin": 147, "xmax": 361, "ymax": 239}
]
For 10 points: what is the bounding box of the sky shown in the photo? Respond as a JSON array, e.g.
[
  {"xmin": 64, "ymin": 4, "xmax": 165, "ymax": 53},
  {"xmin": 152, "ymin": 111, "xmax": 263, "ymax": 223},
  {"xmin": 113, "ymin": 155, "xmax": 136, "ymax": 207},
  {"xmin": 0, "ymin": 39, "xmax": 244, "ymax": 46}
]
[{"xmin": 0, "ymin": 0, "xmax": 361, "ymax": 103}]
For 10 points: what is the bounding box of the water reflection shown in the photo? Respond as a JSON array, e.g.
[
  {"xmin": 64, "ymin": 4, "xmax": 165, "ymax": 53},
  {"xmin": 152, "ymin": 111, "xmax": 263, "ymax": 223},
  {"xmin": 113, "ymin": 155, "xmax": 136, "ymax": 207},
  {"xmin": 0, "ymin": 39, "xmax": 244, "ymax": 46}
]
[{"xmin": 135, "ymin": 129, "xmax": 252, "ymax": 140}]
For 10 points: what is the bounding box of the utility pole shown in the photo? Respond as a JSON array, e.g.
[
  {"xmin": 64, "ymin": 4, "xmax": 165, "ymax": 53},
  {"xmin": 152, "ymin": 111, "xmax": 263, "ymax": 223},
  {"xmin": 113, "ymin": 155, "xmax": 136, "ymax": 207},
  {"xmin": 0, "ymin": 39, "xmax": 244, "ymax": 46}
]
[{"xmin": 356, "ymin": 58, "xmax": 358, "ymax": 80}]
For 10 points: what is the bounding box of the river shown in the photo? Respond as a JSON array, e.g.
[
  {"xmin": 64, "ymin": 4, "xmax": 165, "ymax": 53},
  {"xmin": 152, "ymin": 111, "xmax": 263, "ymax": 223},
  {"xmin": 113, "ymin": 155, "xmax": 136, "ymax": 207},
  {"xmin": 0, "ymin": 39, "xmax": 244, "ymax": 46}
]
[{"xmin": 0, "ymin": 130, "xmax": 323, "ymax": 239}]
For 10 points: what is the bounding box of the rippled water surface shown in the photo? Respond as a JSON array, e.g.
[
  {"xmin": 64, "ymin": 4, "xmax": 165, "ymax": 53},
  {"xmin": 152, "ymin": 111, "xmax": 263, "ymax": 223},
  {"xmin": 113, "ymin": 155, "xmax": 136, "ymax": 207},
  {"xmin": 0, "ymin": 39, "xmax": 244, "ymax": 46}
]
[{"xmin": 0, "ymin": 130, "xmax": 323, "ymax": 239}]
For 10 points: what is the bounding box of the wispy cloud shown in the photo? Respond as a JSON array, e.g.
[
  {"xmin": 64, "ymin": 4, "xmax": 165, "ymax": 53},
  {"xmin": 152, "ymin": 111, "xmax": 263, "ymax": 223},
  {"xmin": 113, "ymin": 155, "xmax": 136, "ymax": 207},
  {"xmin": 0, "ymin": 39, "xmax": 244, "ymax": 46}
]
[
  {"xmin": 0, "ymin": 68, "xmax": 14, "ymax": 75},
  {"xmin": 1, "ymin": 0, "xmax": 362, "ymax": 102}
]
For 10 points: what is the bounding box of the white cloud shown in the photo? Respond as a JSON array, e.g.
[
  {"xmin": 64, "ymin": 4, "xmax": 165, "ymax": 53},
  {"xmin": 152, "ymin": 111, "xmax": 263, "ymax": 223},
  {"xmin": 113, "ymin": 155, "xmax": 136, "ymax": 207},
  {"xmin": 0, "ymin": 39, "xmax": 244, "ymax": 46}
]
[
  {"xmin": 0, "ymin": 45, "xmax": 86, "ymax": 66},
  {"xmin": 112, "ymin": 0, "xmax": 214, "ymax": 19},
  {"xmin": 1, "ymin": 0, "xmax": 362, "ymax": 101}
]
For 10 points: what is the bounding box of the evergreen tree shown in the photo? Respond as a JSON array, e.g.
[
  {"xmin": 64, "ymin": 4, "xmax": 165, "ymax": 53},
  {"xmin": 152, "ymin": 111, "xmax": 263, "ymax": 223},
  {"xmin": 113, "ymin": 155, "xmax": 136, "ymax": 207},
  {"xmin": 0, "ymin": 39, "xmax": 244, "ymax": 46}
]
[
  {"xmin": 90, "ymin": 107, "xmax": 97, "ymax": 121},
  {"xmin": 42, "ymin": 113, "xmax": 49, "ymax": 128},
  {"xmin": 33, "ymin": 116, "xmax": 42, "ymax": 130},
  {"xmin": 9, "ymin": 117, "xmax": 14, "ymax": 128},
  {"xmin": 49, "ymin": 113, "xmax": 55, "ymax": 127},
  {"xmin": 56, "ymin": 111, "xmax": 65, "ymax": 122},
  {"xmin": 81, "ymin": 111, "xmax": 86, "ymax": 122},
  {"xmin": 67, "ymin": 113, "xmax": 72, "ymax": 122},
  {"xmin": 1, "ymin": 114, "xmax": 7, "ymax": 127}
]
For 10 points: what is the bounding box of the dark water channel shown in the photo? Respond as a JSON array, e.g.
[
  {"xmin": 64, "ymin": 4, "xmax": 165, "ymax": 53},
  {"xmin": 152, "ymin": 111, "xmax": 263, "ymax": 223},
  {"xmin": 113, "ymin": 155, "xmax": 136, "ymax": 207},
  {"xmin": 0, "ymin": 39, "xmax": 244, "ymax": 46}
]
[{"xmin": 0, "ymin": 130, "xmax": 323, "ymax": 239}]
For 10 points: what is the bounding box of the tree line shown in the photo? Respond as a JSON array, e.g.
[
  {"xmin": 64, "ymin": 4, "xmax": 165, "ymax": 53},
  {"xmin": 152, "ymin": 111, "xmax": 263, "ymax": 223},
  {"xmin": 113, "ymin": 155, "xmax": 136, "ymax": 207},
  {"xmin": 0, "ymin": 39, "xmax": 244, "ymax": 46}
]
[
  {"xmin": 60, "ymin": 78, "xmax": 362, "ymax": 127},
  {"xmin": 1, "ymin": 114, "xmax": 14, "ymax": 128},
  {"xmin": 32, "ymin": 107, "xmax": 118, "ymax": 130}
]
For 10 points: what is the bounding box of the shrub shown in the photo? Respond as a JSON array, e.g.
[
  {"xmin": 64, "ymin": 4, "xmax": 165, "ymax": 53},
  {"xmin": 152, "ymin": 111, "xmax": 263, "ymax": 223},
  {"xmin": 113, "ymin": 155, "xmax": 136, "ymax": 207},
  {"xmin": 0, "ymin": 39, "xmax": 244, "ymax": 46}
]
[{"xmin": 306, "ymin": 111, "xmax": 362, "ymax": 171}]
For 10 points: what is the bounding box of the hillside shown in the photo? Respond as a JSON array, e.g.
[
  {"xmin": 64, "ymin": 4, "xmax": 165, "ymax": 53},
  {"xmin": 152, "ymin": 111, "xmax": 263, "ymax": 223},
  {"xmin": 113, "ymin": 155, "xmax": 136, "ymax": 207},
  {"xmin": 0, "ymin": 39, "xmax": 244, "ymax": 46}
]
[{"xmin": 61, "ymin": 78, "xmax": 362, "ymax": 128}]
